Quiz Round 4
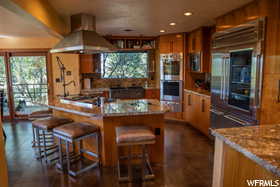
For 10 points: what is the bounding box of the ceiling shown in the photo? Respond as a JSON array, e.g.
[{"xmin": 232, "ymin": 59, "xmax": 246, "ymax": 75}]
[
  {"xmin": 0, "ymin": 6, "xmax": 51, "ymax": 37},
  {"xmin": 48, "ymin": 0, "xmax": 253, "ymax": 36}
]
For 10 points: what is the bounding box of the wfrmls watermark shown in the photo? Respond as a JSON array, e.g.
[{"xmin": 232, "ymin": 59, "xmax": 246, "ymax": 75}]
[{"xmin": 246, "ymin": 180, "xmax": 280, "ymax": 187}]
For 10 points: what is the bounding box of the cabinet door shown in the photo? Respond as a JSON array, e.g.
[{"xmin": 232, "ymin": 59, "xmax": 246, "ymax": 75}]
[
  {"xmin": 173, "ymin": 34, "xmax": 184, "ymax": 53},
  {"xmin": 184, "ymin": 92, "xmax": 191, "ymax": 122},
  {"xmin": 198, "ymin": 96, "xmax": 210, "ymax": 136},
  {"xmin": 80, "ymin": 54, "xmax": 94, "ymax": 74}
]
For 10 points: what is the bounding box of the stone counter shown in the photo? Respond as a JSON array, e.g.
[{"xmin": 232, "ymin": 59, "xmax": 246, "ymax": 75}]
[{"xmin": 211, "ymin": 125, "xmax": 280, "ymax": 177}]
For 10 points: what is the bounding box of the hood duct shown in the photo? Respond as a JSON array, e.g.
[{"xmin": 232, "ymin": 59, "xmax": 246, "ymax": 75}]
[{"xmin": 50, "ymin": 13, "xmax": 115, "ymax": 54}]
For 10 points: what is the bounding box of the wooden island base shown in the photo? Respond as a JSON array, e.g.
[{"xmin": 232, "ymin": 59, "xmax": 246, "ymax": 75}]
[
  {"xmin": 54, "ymin": 110, "xmax": 164, "ymax": 167},
  {"xmin": 213, "ymin": 138, "xmax": 279, "ymax": 187}
]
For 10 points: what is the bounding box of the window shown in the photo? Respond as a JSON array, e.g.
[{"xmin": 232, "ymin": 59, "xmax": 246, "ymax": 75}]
[{"xmin": 101, "ymin": 52, "xmax": 148, "ymax": 78}]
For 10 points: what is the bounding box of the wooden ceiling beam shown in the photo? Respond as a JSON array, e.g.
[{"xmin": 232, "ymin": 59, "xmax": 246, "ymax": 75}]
[{"xmin": 0, "ymin": 0, "xmax": 69, "ymax": 38}]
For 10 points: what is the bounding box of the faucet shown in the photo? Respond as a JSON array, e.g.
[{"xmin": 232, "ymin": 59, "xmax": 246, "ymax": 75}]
[{"xmin": 56, "ymin": 57, "xmax": 76, "ymax": 97}]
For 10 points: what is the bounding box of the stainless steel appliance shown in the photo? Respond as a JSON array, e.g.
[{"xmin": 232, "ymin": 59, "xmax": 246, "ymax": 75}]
[
  {"xmin": 160, "ymin": 53, "xmax": 183, "ymax": 80},
  {"xmin": 210, "ymin": 18, "xmax": 265, "ymax": 129},
  {"xmin": 160, "ymin": 80, "xmax": 182, "ymax": 112}
]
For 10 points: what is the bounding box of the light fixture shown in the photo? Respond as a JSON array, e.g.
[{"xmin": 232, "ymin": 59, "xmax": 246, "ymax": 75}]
[
  {"xmin": 160, "ymin": 30, "xmax": 165, "ymax": 33},
  {"xmin": 184, "ymin": 12, "xmax": 193, "ymax": 16},
  {"xmin": 169, "ymin": 22, "xmax": 176, "ymax": 26},
  {"xmin": 0, "ymin": 34, "xmax": 11, "ymax": 38}
]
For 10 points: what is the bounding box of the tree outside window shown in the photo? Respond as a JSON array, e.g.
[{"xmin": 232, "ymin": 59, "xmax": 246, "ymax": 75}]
[{"xmin": 101, "ymin": 52, "xmax": 148, "ymax": 78}]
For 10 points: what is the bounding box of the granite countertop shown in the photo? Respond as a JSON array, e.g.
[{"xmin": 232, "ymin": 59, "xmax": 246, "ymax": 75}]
[
  {"xmin": 211, "ymin": 125, "xmax": 280, "ymax": 177},
  {"xmin": 41, "ymin": 99, "xmax": 170, "ymax": 117},
  {"xmin": 81, "ymin": 86, "xmax": 159, "ymax": 93}
]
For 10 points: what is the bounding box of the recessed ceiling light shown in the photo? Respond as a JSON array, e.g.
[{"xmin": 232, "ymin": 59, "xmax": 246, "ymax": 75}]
[
  {"xmin": 160, "ymin": 30, "xmax": 165, "ymax": 33},
  {"xmin": 0, "ymin": 34, "xmax": 11, "ymax": 38},
  {"xmin": 169, "ymin": 22, "xmax": 176, "ymax": 26},
  {"xmin": 184, "ymin": 12, "xmax": 193, "ymax": 16}
]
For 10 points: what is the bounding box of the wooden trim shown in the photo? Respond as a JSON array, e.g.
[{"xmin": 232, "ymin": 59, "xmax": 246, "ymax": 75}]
[
  {"xmin": 4, "ymin": 53, "xmax": 15, "ymax": 120},
  {"xmin": 212, "ymin": 137, "xmax": 225, "ymax": 187},
  {"xmin": 0, "ymin": 48, "xmax": 50, "ymax": 53},
  {"xmin": 0, "ymin": 117, "xmax": 8, "ymax": 187},
  {"xmin": 46, "ymin": 53, "xmax": 54, "ymax": 105}
]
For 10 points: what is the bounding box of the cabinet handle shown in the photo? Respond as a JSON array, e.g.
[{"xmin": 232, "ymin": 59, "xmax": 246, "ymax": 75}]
[
  {"xmin": 278, "ymin": 80, "xmax": 280, "ymax": 103},
  {"xmin": 188, "ymin": 95, "xmax": 191, "ymax": 106},
  {"xmin": 201, "ymin": 99, "xmax": 205, "ymax": 112}
]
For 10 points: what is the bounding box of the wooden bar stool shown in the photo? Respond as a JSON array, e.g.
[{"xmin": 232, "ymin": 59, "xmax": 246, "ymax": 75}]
[
  {"xmin": 32, "ymin": 116, "xmax": 73, "ymax": 163},
  {"xmin": 115, "ymin": 126, "xmax": 156, "ymax": 182},
  {"xmin": 53, "ymin": 122, "xmax": 101, "ymax": 177},
  {"xmin": 29, "ymin": 110, "xmax": 53, "ymax": 147}
]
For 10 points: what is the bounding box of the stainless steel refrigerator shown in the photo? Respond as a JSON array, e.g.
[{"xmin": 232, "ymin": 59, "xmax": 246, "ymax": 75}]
[{"xmin": 210, "ymin": 18, "xmax": 265, "ymax": 129}]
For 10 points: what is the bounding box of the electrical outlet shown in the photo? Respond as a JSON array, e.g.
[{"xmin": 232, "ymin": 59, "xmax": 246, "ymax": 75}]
[
  {"xmin": 155, "ymin": 128, "xmax": 161, "ymax": 135},
  {"xmin": 66, "ymin": 71, "xmax": 72, "ymax": 76},
  {"xmin": 55, "ymin": 78, "xmax": 60, "ymax": 83}
]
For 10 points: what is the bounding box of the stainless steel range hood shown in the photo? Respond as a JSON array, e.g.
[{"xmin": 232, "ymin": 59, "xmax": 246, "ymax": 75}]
[{"xmin": 50, "ymin": 14, "xmax": 115, "ymax": 54}]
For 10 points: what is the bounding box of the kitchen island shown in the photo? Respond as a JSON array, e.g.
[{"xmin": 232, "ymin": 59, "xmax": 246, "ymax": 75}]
[
  {"xmin": 40, "ymin": 98, "xmax": 169, "ymax": 167},
  {"xmin": 211, "ymin": 125, "xmax": 280, "ymax": 187}
]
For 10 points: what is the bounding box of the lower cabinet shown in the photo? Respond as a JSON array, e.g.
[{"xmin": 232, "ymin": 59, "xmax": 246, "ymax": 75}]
[{"xmin": 184, "ymin": 90, "xmax": 210, "ymax": 136}]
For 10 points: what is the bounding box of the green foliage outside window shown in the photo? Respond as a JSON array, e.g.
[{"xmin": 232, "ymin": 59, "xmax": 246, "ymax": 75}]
[{"xmin": 101, "ymin": 52, "xmax": 148, "ymax": 78}]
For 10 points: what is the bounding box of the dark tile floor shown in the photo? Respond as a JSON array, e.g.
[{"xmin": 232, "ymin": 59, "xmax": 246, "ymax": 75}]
[{"xmin": 3, "ymin": 120, "xmax": 214, "ymax": 187}]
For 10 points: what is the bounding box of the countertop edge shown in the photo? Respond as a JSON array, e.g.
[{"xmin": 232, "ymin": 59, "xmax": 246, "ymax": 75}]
[
  {"xmin": 211, "ymin": 130, "xmax": 280, "ymax": 177},
  {"xmin": 37, "ymin": 102, "xmax": 168, "ymax": 118},
  {"xmin": 184, "ymin": 89, "xmax": 211, "ymax": 98}
]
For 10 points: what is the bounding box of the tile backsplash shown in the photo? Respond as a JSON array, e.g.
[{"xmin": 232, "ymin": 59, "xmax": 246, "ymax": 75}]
[{"xmin": 90, "ymin": 78, "xmax": 156, "ymax": 88}]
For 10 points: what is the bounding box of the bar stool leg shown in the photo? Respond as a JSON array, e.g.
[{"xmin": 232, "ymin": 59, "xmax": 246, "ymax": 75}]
[
  {"xmin": 32, "ymin": 126, "xmax": 36, "ymax": 147},
  {"xmin": 35, "ymin": 128, "xmax": 42, "ymax": 160},
  {"xmin": 42, "ymin": 130, "xmax": 48, "ymax": 164},
  {"xmin": 66, "ymin": 141, "xmax": 71, "ymax": 174},
  {"xmin": 142, "ymin": 144, "xmax": 146, "ymax": 180},
  {"xmin": 128, "ymin": 146, "xmax": 132, "ymax": 181},
  {"xmin": 57, "ymin": 138, "xmax": 64, "ymax": 171}
]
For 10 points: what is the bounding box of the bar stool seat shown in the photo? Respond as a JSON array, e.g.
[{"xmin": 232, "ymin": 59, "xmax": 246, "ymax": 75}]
[
  {"xmin": 53, "ymin": 122, "xmax": 99, "ymax": 139},
  {"xmin": 53, "ymin": 122, "xmax": 101, "ymax": 177},
  {"xmin": 33, "ymin": 117, "xmax": 73, "ymax": 130},
  {"xmin": 116, "ymin": 126, "xmax": 156, "ymax": 182},
  {"xmin": 116, "ymin": 126, "xmax": 156, "ymax": 145},
  {"xmin": 28, "ymin": 110, "xmax": 52, "ymax": 120},
  {"xmin": 32, "ymin": 116, "xmax": 73, "ymax": 164}
]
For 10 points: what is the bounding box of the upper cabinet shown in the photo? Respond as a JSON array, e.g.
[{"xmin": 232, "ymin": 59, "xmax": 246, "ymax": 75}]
[
  {"xmin": 159, "ymin": 34, "xmax": 184, "ymax": 54},
  {"xmin": 105, "ymin": 36, "xmax": 156, "ymax": 51},
  {"xmin": 79, "ymin": 54, "xmax": 101, "ymax": 75},
  {"xmin": 187, "ymin": 27, "xmax": 212, "ymax": 73}
]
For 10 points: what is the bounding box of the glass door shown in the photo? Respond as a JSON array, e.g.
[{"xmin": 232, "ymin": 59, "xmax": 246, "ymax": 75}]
[
  {"xmin": 0, "ymin": 55, "xmax": 10, "ymax": 118},
  {"xmin": 228, "ymin": 49, "xmax": 253, "ymax": 111},
  {"xmin": 10, "ymin": 55, "xmax": 49, "ymax": 117}
]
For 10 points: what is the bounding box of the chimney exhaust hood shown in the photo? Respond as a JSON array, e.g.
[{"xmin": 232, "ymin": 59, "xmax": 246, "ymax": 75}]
[{"xmin": 50, "ymin": 13, "xmax": 115, "ymax": 54}]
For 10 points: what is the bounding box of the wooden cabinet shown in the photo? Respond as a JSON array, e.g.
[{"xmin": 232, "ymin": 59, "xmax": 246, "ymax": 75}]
[
  {"xmin": 145, "ymin": 89, "xmax": 160, "ymax": 100},
  {"xmin": 187, "ymin": 27, "xmax": 211, "ymax": 73},
  {"xmin": 159, "ymin": 34, "xmax": 184, "ymax": 53},
  {"xmin": 184, "ymin": 90, "xmax": 210, "ymax": 136},
  {"xmin": 79, "ymin": 54, "xmax": 100, "ymax": 74}
]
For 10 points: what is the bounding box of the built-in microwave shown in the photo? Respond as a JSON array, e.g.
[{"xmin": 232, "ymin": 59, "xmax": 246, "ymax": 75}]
[{"xmin": 189, "ymin": 52, "xmax": 201, "ymax": 72}]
